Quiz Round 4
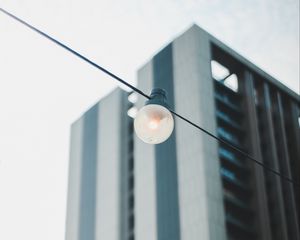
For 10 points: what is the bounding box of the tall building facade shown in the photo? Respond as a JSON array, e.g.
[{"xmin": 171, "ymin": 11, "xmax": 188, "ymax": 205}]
[
  {"xmin": 66, "ymin": 25, "xmax": 300, "ymax": 240},
  {"xmin": 66, "ymin": 89, "xmax": 135, "ymax": 240}
]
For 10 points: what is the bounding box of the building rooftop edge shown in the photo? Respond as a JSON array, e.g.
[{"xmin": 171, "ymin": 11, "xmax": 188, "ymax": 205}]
[
  {"xmin": 139, "ymin": 24, "xmax": 299, "ymax": 101},
  {"xmin": 71, "ymin": 87, "xmax": 128, "ymax": 126}
]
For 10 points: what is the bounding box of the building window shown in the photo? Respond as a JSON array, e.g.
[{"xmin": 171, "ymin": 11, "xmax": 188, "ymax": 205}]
[
  {"xmin": 220, "ymin": 167, "xmax": 236, "ymax": 181},
  {"xmin": 128, "ymin": 157, "xmax": 134, "ymax": 171},
  {"xmin": 219, "ymin": 148, "xmax": 235, "ymax": 160},
  {"xmin": 129, "ymin": 194, "xmax": 134, "ymax": 210},
  {"xmin": 254, "ymin": 88, "xmax": 259, "ymax": 105},
  {"xmin": 128, "ymin": 138, "xmax": 134, "ymax": 152},
  {"xmin": 129, "ymin": 214, "xmax": 134, "ymax": 229},
  {"xmin": 216, "ymin": 110, "xmax": 231, "ymax": 122},
  {"xmin": 216, "ymin": 110, "xmax": 238, "ymax": 125},
  {"xmin": 217, "ymin": 127, "xmax": 239, "ymax": 144},
  {"xmin": 129, "ymin": 175, "xmax": 134, "ymax": 189}
]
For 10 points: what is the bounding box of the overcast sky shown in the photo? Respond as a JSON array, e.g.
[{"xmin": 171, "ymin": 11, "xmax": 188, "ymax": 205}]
[{"xmin": 0, "ymin": 0, "xmax": 299, "ymax": 239}]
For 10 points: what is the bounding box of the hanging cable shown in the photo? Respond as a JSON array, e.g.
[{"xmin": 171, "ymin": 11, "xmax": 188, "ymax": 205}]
[
  {"xmin": 0, "ymin": 7, "xmax": 299, "ymax": 187},
  {"xmin": 169, "ymin": 109, "xmax": 298, "ymax": 185},
  {"xmin": 0, "ymin": 7, "xmax": 150, "ymax": 100}
]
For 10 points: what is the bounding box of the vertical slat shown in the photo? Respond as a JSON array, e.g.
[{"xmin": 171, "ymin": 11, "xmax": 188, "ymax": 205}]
[
  {"xmin": 276, "ymin": 93, "xmax": 300, "ymax": 239},
  {"xmin": 288, "ymin": 101, "xmax": 300, "ymax": 229},
  {"xmin": 241, "ymin": 71, "xmax": 272, "ymax": 240},
  {"xmin": 263, "ymin": 83, "xmax": 289, "ymax": 240}
]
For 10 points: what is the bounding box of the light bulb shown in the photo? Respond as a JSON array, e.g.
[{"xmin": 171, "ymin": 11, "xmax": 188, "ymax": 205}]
[{"xmin": 134, "ymin": 104, "xmax": 174, "ymax": 144}]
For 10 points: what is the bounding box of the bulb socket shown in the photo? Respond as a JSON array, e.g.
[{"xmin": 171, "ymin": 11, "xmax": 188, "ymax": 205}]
[{"xmin": 145, "ymin": 88, "xmax": 169, "ymax": 109}]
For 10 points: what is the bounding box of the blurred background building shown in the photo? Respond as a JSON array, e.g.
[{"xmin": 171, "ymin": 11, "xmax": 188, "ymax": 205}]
[{"xmin": 66, "ymin": 25, "xmax": 300, "ymax": 240}]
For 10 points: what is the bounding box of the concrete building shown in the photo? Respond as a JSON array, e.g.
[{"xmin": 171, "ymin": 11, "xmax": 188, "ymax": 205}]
[
  {"xmin": 65, "ymin": 25, "xmax": 300, "ymax": 240},
  {"xmin": 65, "ymin": 89, "xmax": 134, "ymax": 240}
]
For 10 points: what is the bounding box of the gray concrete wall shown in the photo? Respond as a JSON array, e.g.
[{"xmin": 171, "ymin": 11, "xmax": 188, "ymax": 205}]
[
  {"xmin": 95, "ymin": 88, "xmax": 128, "ymax": 240},
  {"xmin": 135, "ymin": 25, "xmax": 226, "ymax": 240},
  {"xmin": 66, "ymin": 118, "xmax": 84, "ymax": 240},
  {"xmin": 66, "ymin": 88, "xmax": 130, "ymax": 240},
  {"xmin": 172, "ymin": 25, "xmax": 226, "ymax": 240},
  {"xmin": 135, "ymin": 61, "xmax": 158, "ymax": 240}
]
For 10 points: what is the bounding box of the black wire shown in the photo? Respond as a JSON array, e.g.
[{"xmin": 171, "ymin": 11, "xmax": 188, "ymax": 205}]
[
  {"xmin": 0, "ymin": 7, "xmax": 150, "ymax": 100},
  {"xmin": 170, "ymin": 109, "xmax": 299, "ymax": 186},
  {"xmin": 1, "ymin": 7, "xmax": 299, "ymax": 187}
]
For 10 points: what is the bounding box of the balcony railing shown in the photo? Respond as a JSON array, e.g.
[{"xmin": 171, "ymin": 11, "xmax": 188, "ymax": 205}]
[
  {"xmin": 219, "ymin": 148, "xmax": 243, "ymax": 168},
  {"xmin": 217, "ymin": 127, "xmax": 240, "ymax": 146},
  {"xmin": 215, "ymin": 93, "xmax": 241, "ymax": 112},
  {"xmin": 221, "ymin": 167, "xmax": 248, "ymax": 189},
  {"xmin": 226, "ymin": 213, "xmax": 255, "ymax": 234},
  {"xmin": 216, "ymin": 110, "xmax": 242, "ymax": 131},
  {"xmin": 223, "ymin": 190, "xmax": 250, "ymax": 210}
]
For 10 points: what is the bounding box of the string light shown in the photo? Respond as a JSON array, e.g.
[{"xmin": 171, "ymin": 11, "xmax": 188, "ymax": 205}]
[
  {"xmin": 134, "ymin": 89, "xmax": 174, "ymax": 144},
  {"xmin": 0, "ymin": 7, "xmax": 299, "ymax": 186}
]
